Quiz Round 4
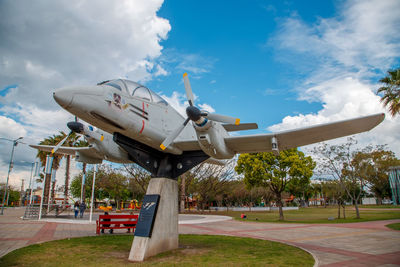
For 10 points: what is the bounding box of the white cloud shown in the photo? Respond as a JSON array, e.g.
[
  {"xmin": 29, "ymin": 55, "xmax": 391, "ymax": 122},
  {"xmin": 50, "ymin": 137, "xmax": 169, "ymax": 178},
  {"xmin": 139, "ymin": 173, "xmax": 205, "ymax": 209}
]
[
  {"xmin": 0, "ymin": 0, "xmax": 171, "ymax": 108},
  {"xmin": 0, "ymin": 116, "xmax": 27, "ymax": 140},
  {"xmin": 198, "ymin": 103, "xmax": 215, "ymax": 113},
  {"xmin": 0, "ymin": 0, "xmax": 171, "ymax": 188},
  {"xmin": 268, "ymin": 0, "xmax": 400, "ymax": 156}
]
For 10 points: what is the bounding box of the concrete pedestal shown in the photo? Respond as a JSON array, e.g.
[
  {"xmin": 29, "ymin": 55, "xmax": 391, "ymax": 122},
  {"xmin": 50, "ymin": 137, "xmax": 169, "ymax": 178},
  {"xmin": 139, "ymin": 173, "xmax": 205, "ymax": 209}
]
[{"xmin": 128, "ymin": 178, "xmax": 178, "ymax": 262}]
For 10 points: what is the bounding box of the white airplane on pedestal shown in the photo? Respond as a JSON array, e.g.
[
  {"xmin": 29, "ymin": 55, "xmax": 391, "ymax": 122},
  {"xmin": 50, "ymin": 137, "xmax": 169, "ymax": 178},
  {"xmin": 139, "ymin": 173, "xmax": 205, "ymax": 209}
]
[{"xmin": 31, "ymin": 73, "xmax": 385, "ymax": 178}]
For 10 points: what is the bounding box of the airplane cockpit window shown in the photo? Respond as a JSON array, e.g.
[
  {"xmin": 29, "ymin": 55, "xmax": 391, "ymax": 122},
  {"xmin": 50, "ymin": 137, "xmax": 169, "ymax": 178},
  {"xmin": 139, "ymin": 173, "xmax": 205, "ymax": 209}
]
[
  {"xmin": 103, "ymin": 80, "xmax": 125, "ymax": 91},
  {"xmin": 124, "ymin": 80, "xmax": 168, "ymax": 105},
  {"xmin": 133, "ymin": 86, "xmax": 152, "ymax": 101},
  {"xmin": 149, "ymin": 90, "xmax": 168, "ymax": 105},
  {"xmin": 124, "ymin": 80, "xmax": 142, "ymax": 96}
]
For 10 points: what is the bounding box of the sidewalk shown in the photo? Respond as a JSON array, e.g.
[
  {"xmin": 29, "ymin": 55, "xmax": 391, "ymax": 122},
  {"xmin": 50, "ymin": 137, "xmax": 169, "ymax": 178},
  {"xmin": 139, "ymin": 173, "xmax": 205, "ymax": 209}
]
[
  {"xmin": 1, "ymin": 207, "xmax": 400, "ymax": 266},
  {"xmin": 180, "ymin": 219, "xmax": 400, "ymax": 266}
]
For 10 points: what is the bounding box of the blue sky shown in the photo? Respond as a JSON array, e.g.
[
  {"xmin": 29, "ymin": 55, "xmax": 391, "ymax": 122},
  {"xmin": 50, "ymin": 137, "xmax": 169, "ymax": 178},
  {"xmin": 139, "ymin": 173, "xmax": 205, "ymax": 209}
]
[
  {"xmin": 0, "ymin": 0, "xmax": 399, "ymax": 187},
  {"xmin": 146, "ymin": 0, "xmax": 331, "ymax": 128}
]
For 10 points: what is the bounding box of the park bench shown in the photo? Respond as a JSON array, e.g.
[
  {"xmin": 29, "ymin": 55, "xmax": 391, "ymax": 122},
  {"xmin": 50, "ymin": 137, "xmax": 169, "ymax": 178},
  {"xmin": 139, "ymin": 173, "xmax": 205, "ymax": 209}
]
[{"xmin": 96, "ymin": 214, "xmax": 139, "ymax": 234}]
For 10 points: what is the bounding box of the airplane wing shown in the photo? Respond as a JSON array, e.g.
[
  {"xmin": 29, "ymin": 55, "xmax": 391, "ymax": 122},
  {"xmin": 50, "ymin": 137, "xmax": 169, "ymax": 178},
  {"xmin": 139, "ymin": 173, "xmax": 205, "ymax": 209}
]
[{"xmin": 224, "ymin": 113, "xmax": 385, "ymax": 154}]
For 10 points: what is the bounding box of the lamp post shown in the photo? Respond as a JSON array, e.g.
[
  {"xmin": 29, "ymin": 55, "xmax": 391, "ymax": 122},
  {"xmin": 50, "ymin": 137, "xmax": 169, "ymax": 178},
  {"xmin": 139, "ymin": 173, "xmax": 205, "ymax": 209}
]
[{"xmin": 1, "ymin": 137, "xmax": 23, "ymax": 215}]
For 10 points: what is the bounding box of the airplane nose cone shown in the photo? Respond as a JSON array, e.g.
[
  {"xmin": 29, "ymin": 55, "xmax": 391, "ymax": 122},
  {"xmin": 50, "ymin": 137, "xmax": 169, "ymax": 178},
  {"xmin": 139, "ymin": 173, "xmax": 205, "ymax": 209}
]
[{"xmin": 53, "ymin": 88, "xmax": 74, "ymax": 108}]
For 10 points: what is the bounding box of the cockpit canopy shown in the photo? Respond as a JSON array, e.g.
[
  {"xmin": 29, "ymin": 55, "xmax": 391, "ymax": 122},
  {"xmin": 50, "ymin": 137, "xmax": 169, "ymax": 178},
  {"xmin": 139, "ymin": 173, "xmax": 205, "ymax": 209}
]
[{"xmin": 99, "ymin": 79, "xmax": 168, "ymax": 105}]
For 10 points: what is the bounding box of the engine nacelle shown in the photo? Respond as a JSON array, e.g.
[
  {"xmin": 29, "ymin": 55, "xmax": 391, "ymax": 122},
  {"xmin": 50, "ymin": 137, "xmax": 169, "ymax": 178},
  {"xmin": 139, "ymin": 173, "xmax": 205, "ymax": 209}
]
[{"xmin": 195, "ymin": 121, "xmax": 235, "ymax": 159}]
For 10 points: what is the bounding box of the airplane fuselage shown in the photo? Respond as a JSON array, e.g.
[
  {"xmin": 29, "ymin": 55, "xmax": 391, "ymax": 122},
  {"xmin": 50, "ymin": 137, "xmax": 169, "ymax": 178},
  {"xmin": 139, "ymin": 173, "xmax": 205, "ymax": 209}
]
[{"xmin": 54, "ymin": 79, "xmax": 235, "ymax": 160}]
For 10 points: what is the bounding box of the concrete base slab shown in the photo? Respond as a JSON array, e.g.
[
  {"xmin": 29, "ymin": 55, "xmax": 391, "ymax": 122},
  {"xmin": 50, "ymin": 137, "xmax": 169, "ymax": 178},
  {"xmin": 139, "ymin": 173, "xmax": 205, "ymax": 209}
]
[{"xmin": 129, "ymin": 178, "xmax": 178, "ymax": 262}]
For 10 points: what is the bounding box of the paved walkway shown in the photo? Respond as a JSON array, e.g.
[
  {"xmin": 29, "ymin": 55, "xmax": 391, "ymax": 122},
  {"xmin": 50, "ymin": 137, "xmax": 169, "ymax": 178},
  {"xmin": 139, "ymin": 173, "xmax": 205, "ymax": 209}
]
[{"xmin": 1, "ymin": 207, "xmax": 400, "ymax": 266}]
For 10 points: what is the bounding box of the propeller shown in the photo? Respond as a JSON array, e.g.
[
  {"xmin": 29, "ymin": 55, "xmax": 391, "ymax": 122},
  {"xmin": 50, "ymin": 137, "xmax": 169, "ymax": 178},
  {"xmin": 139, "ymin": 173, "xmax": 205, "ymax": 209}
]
[
  {"xmin": 51, "ymin": 120, "xmax": 83, "ymax": 154},
  {"xmin": 160, "ymin": 73, "xmax": 240, "ymax": 150},
  {"xmin": 51, "ymin": 132, "xmax": 73, "ymax": 154}
]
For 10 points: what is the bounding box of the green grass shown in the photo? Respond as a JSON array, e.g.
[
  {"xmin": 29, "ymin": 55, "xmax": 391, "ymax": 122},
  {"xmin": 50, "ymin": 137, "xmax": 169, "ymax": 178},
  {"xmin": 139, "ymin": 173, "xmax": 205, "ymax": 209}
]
[
  {"xmin": 0, "ymin": 235, "xmax": 314, "ymax": 267},
  {"xmin": 386, "ymin": 223, "xmax": 400, "ymax": 230},
  {"xmin": 195, "ymin": 206, "xmax": 400, "ymax": 224},
  {"xmin": 359, "ymin": 205, "xmax": 399, "ymax": 209}
]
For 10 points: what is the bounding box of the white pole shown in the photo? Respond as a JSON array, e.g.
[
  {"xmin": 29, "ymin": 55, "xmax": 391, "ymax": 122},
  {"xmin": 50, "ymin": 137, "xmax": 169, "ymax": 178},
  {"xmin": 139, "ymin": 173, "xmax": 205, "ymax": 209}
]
[
  {"xmin": 89, "ymin": 164, "xmax": 97, "ymax": 223},
  {"xmin": 39, "ymin": 156, "xmax": 51, "ymax": 220},
  {"xmin": 80, "ymin": 166, "xmax": 86, "ymax": 202},
  {"xmin": 28, "ymin": 162, "xmax": 34, "ymax": 205},
  {"xmin": 29, "ymin": 162, "xmax": 38, "ymax": 205}
]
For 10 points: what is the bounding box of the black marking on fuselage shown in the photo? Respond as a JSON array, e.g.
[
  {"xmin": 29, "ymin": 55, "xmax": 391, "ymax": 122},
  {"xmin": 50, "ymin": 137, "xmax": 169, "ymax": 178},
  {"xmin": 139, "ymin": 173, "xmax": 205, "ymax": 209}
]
[
  {"xmin": 129, "ymin": 109, "xmax": 148, "ymax": 120},
  {"xmin": 129, "ymin": 103, "xmax": 148, "ymax": 115}
]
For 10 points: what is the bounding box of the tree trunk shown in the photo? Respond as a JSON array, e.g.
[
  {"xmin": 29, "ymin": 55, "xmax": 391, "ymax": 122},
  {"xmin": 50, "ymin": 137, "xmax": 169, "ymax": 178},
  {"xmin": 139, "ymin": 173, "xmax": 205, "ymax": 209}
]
[
  {"xmin": 354, "ymin": 202, "xmax": 360, "ymax": 219},
  {"xmin": 337, "ymin": 201, "xmax": 341, "ymax": 219},
  {"xmin": 51, "ymin": 181, "xmax": 56, "ymax": 204},
  {"xmin": 64, "ymin": 155, "xmax": 70, "ymax": 204},
  {"xmin": 43, "ymin": 173, "xmax": 51, "ymax": 206},
  {"xmin": 276, "ymin": 193, "xmax": 284, "ymax": 221},
  {"xmin": 81, "ymin": 163, "xmax": 87, "ymax": 202},
  {"xmin": 342, "ymin": 204, "xmax": 346, "ymax": 219}
]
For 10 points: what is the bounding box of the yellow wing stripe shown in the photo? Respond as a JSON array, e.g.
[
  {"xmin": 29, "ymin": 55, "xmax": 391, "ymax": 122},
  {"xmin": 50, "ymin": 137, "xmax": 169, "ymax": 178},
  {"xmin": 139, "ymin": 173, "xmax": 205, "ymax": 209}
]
[
  {"xmin": 235, "ymin": 118, "xmax": 240, "ymax": 125},
  {"xmin": 160, "ymin": 144, "xmax": 166, "ymax": 150}
]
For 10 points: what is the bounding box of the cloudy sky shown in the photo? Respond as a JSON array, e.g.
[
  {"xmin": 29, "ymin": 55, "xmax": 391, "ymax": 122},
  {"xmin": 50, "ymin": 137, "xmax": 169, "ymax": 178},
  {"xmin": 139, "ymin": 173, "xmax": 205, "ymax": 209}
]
[{"xmin": 1, "ymin": 0, "xmax": 399, "ymax": 189}]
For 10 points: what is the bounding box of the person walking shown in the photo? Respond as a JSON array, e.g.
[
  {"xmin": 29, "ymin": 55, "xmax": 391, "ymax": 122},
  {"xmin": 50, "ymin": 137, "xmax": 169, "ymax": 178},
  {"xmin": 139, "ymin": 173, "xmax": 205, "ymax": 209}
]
[
  {"xmin": 79, "ymin": 201, "xmax": 86, "ymax": 218},
  {"xmin": 74, "ymin": 201, "xmax": 79, "ymax": 218}
]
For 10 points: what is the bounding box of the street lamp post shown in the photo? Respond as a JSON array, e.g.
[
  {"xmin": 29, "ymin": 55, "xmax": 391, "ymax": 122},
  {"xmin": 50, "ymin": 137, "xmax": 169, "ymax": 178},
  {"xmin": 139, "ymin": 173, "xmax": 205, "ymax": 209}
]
[{"xmin": 0, "ymin": 137, "xmax": 23, "ymax": 215}]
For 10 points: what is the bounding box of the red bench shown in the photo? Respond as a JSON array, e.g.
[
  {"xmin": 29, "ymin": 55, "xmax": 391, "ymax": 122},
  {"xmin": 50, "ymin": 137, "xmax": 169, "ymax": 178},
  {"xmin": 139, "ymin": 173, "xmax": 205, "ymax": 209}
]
[{"xmin": 96, "ymin": 214, "xmax": 139, "ymax": 234}]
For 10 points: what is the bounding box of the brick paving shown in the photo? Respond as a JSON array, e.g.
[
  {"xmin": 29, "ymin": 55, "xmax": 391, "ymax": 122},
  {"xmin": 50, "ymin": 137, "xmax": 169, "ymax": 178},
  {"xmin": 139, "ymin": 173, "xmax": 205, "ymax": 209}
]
[{"xmin": 1, "ymin": 207, "xmax": 400, "ymax": 266}]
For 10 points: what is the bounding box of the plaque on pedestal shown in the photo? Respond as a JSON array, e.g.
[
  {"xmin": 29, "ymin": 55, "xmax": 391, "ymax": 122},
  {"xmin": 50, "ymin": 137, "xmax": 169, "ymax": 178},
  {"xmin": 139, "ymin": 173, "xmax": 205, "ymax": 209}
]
[{"xmin": 134, "ymin": 194, "xmax": 160, "ymax": 237}]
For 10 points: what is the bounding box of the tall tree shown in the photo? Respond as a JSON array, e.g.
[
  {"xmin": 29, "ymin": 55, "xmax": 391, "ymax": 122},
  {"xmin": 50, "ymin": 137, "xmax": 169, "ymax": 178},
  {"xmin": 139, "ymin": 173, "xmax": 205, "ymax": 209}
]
[
  {"xmin": 351, "ymin": 146, "xmax": 399, "ymax": 204},
  {"xmin": 36, "ymin": 133, "xmax": 64, "ymax": 206},
  {"xmin": 236, "ymin": 149, "xmax": 315, "ymax": 221},
  {"xmin": 190, "ymin": 160, "xmax": 235, "ymax": 212},
  {"xmin": 311, "ymin": 138, "xmax": 373, "ymax": 219},
  {"xmin": 71, "ymin": 165, "xmax": 130, "ymax": 208},
  {"xmin": 377, "ymin": 68, "xmax": 400, "ymax": 116}
]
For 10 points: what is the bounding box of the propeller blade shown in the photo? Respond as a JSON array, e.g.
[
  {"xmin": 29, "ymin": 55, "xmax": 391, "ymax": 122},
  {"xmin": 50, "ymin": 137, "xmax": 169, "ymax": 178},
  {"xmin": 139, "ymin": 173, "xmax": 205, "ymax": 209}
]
[
  {"xmin": 51, "ymin": 132, "xmax": 71, "ymax": 154},
  {"xmin": 160, "ymin": 118, "xmax": 190, "ymax": 150},
  {"xmin": 183, "ymin": 73, "xmax": 195, "ymax": 106},
  {"xmin": 204, "ymin": 113, "xmax": 240, "ymax": 125}
]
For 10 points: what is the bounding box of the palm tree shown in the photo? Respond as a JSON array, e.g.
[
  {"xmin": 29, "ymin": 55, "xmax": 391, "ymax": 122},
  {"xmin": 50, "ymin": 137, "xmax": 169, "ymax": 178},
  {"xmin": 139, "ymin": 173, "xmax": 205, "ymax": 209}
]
[
  {"xmin": 62, "ymin": 132, "xmax": 81, "ymax": 205},
  {"xmin": 36, "ymin": 133, "xmax": 64, "ymax": 207},
  {"xmin": 74, "ymin": 139, "xmax": 89, "ymax": 202},
  {"xmin": 377, "ymin": 68, "xmax": 400, "ymax": 116}
]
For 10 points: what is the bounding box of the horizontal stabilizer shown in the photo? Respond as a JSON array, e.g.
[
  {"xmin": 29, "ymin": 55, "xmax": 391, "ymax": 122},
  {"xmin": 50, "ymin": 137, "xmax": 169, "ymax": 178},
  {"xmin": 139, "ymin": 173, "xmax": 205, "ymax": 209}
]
[
  {"xmin": 223, "ymin": 123, "xmax": 258, "ymax": 132},
  {"xmin": 29, "ymin": 144, "xmax": 103, "ymax": 163}
]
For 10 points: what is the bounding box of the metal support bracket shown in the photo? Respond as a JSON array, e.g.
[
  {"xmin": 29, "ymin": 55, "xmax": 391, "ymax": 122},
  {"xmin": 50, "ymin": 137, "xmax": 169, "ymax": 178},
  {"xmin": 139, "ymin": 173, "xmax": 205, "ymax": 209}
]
[
  {"xmin": 113, "ymin": 133, "xmax": 209, "ymax": 179},
  {"xmin": 271, "ymin": 136, "xmax": 279, "ymax": 156}
]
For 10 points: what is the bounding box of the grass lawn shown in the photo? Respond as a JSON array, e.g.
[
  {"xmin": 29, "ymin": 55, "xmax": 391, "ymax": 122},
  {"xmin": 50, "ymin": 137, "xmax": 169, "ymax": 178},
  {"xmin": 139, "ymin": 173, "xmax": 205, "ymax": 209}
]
[
  {"xmin": 359, "ymin": 205, "xmax": 399, "ymax": 209},
  {"xmin": 386, "ymin": 223, "xmax": 400, "ymax": 230},
  {"xmin": 0, "ymin": 235, "xmax": 314, "ymax": 267},
  {"xmin": 191, "ymin": 206, "xmax": 400, "ymax": 224}
]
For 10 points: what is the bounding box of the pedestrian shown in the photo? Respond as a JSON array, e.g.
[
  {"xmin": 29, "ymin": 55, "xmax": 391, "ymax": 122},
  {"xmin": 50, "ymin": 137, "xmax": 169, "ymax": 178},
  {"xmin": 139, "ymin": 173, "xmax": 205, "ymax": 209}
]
[
  {"xmin": 74, "ymin": 201, "xmax": 79, "ymax": 218},
  {"xmin": 101, "ymin": 211, "xmax": 113, "ymax": 234},
  {"xmin": 79, "ymin": 201, "xmax": 87, "ymax": 218}
]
